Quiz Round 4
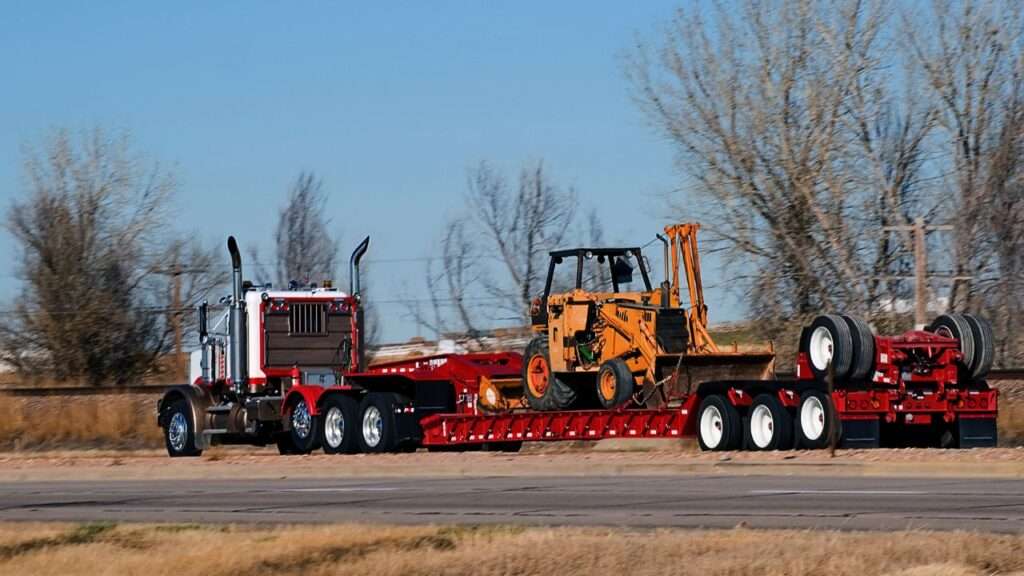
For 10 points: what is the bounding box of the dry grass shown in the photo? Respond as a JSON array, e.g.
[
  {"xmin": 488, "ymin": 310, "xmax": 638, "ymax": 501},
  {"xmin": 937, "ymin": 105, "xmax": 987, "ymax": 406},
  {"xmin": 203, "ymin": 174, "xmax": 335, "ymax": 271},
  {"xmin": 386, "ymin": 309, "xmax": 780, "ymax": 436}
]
[
  {"xmin": 0, "ymin": 522, "xmax": 1022, "ymax": 576},
  {"xmin": 1000, "ymin": 399, "xmax": 1024, "ymax": 444},
  {"xmin": 0, "ymin": 396, "xmax": 163, "ymax": 450}
]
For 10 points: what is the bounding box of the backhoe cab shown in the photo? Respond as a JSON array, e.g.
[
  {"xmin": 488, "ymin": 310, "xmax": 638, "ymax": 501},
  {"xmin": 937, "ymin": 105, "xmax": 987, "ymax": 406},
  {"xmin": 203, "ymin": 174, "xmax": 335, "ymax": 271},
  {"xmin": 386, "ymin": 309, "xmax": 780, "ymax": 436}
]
[{"xmin": 520, "ymin": 223, "xmax": 775, "ymax": 412}]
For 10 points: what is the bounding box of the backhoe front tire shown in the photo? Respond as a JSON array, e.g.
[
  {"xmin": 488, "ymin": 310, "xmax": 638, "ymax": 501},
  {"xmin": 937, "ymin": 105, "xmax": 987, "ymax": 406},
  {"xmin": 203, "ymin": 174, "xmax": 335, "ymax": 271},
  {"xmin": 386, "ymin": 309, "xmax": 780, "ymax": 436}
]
[
  {"xmin": 596, "ymin": 358, "xmax": 634, "ymax": 409},
  {"xmin": 522, "ymin": 337, "xmax": 576, "ymax": 411}
]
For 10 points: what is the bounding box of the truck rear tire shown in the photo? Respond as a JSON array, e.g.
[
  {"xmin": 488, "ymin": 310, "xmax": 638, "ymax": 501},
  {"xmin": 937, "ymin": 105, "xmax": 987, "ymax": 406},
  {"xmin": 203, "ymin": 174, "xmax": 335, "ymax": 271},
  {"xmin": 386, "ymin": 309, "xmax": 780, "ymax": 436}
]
[
  {"xmin": 320, "ymin": 394, "xmax": 360, "ymax": 455},
  {"xmin": 285, "ymin": 396, "xmax": 320, "ymax": 455},
  {"xmin": 697, "ymin": 395, "xmax": 742, "ymax": 451},
  {"xmin": 797, "ymin": 390, "xmax": 836, "ymax": 449},
  {"xmin": 163, "ymin": 399, "xmax": 202, "ymax": 458},
  {"xmin": 358, "ymin": 393, "xmax": 399, "ymax": 453},
  {"xmin": 800, "ymin": 315, "xmax": 853, "ymax": 381},
  {"xmin": 596, "ymin": 358, "xmax": 634, "ymax": 409},
  {"xmin": 744, "ymin": 393, "xmax": 794, "ymax": 451},
  {"xmin": 522, "ymin": 337, "xmax": 576, "ymax": 411}
]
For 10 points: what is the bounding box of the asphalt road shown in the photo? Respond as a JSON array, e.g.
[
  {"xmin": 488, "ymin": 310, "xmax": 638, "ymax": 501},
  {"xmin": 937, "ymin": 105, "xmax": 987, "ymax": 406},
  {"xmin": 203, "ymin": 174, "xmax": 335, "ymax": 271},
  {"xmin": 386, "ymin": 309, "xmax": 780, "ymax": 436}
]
[{"xmin": 1, "ymin": 475, "xmax": 1022, "ymax": 532}]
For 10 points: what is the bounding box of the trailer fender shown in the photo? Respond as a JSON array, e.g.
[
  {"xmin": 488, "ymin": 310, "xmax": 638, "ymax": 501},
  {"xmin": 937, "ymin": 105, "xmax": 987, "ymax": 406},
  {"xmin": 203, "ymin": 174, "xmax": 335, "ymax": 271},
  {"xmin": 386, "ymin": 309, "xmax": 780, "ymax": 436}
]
[
  {"xmin": 157, "ymin": 385, "xmax": 214, "ymax": 451},
  {"xmin": 283, "ymin": 385, "xmax": 325, "ymax": 419}
]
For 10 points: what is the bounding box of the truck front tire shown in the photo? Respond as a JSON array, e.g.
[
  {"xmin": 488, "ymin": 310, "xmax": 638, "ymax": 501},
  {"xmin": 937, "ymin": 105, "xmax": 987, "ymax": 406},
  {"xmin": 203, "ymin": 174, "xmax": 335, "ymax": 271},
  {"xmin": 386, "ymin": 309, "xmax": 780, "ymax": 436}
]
[
  {"xmin": 285, "ymin": 397, "xmax": 320, "ymax": 454},
  {"xmin": 163, "ymin": 399, "xmax": 202, "ymax": 458}
]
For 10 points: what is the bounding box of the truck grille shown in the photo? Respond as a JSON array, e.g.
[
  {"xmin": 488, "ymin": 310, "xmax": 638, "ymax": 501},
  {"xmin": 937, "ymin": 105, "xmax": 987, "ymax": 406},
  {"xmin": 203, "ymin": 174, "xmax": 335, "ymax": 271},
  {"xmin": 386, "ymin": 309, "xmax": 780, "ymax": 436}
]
[{"xmin": 290, "ymin": 303, "xmax": 327, "ymax": 335}]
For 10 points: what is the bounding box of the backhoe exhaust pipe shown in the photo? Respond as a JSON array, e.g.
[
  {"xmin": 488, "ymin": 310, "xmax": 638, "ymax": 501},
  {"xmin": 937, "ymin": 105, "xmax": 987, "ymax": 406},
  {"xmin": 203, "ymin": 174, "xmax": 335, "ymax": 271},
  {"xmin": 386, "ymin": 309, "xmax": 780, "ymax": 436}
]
[
  {"xmin": 227, "ymin": 236, "xmax": 248, "ymax": 395},
  {"xmin": 657, "ymin": 233, "xmax": 671, "ymax": 308}
]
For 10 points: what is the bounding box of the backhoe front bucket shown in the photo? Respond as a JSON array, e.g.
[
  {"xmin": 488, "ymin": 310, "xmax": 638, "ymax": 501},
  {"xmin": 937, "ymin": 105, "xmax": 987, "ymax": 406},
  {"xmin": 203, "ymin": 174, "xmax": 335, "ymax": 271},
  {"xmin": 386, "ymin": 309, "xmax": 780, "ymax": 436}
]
[{"xmin": 656, "ymin": 351, "xmax": 776, "ymax": 401}]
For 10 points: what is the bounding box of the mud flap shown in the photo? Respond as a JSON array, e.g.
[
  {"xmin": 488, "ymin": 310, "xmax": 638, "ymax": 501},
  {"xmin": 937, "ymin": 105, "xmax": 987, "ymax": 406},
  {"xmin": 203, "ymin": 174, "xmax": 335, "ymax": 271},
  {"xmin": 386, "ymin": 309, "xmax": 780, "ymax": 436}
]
[
  {"xmin": 956, "ymin": 418, "xmax": 997, "ymax": 448},
  {"xmin": 839, "ymin": 418, "xmax": 880, "ymax": 449}
]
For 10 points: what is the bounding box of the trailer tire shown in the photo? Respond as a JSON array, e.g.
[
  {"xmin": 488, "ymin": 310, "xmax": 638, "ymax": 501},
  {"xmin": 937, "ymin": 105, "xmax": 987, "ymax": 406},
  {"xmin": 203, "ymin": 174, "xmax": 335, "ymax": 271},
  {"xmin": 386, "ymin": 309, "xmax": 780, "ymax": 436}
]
[
  {"xmin": 928, "ymin": 314, "xmax": 976, "ymax": 374},
  {"xmin": 797, "ymin": 390, "xmax": 836, "ymax": 449},
  {"xmin": 744, "ymin": 393, "xmax": 794, "ymax": 451},
  {"xmin": 163, "ymin": 399, "xmax": 202, "ymax": 457},
  {"xmin": 596, "ymin": 358, "xmax": 634, "ymax": 409},
  {"xmin": 801, "ymin": 315, "xmax": 854, "ymax": 380},
  {"xmin": 358, "ymin": 393, "xmax": 399, "ymax": 453},
  {"xmin": 841, "ymin": 315, "xmax": 875, "ymax": 381},
  {"xmin": 697, "ymin": 395, "xmax": 742, "ymax": 451},
  {"xmin": 285, "ymin": 396, "xmax": 320, "ymax": 455},
  {"xmin": 320, "ymin": 394, "xmax": 360, "ymax": 455},
  {"xmin": 962, "ymin": 314, "xmax": 994, "ymax": 380},
  {"xmin": 522, "ymin": 337, "xmax": 576, "ymax": 411}
]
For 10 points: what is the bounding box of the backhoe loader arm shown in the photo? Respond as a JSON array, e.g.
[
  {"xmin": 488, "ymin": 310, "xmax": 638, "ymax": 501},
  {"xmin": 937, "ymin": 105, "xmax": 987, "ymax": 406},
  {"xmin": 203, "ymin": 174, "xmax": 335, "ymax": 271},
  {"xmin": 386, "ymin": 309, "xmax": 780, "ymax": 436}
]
[{"xmin": 664, "ymin": 223, "xmax": 719, "ymax": 353}]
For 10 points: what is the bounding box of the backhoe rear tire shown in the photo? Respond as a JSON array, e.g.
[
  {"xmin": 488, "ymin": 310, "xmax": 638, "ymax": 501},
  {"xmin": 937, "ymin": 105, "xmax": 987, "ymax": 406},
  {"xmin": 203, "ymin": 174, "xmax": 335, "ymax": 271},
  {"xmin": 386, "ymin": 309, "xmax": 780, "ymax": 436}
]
[{"xmin": 522, "ymin": 337, "xmax": 576, "ymax": 411}]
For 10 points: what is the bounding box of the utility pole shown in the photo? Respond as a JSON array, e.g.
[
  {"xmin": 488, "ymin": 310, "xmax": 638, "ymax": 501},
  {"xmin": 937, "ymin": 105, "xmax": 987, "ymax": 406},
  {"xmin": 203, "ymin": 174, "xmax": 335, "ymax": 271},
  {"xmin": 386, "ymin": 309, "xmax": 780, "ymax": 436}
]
[{"xmin": 882, "ymin": 218, "xmax": 956, "ymax": 329}]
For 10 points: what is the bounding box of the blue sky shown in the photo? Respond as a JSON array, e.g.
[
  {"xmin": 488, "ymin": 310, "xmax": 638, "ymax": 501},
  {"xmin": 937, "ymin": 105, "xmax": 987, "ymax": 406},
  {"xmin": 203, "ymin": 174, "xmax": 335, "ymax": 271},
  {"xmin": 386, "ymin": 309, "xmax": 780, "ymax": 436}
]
[{"xmin": 0, "ymin": 1, "xmax": 740, "ymax": 342}]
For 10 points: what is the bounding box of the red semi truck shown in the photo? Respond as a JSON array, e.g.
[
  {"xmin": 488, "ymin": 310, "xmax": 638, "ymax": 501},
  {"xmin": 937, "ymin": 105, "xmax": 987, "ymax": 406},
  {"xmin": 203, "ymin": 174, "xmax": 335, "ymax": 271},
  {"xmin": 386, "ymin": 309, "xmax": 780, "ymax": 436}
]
[{"xmin": 157, "ymin": 234, "xmax": 998, "ymax": 457}]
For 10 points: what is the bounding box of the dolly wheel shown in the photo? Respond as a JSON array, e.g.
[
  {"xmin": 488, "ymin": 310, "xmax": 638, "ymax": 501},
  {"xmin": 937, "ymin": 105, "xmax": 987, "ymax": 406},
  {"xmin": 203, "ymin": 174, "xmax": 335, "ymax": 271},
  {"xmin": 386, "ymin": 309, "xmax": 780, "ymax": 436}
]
[
  {"xmin": 696, "ymin": 395, "xmax": 742, "ymax": 451},
  {"xmin": 745, "ymin": 393, "xmax": 794, "ymax": 451},
  {"xmin": 797, "ymin": 390, "xmax": 836, "ymax": 450}
]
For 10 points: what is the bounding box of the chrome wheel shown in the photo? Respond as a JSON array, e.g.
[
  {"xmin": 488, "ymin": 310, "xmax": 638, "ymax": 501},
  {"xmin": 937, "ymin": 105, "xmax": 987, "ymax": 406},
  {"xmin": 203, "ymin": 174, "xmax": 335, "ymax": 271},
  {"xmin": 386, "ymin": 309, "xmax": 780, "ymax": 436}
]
[
  {"xmin": 324, "ymin": 406, "xmax": 345, "ymax": 448},
  {"xmin": 362, "ymin": 405, "xmax": 382, "ymax": 448},
  {"xmin": 292, "ymin": 401, "xmax": 312, "ymax": 440},
  {"xmin": 168, "ymin": 412, "xmax": 188, "ymax": 452},
  {"xmin": 699, "ymin": 404, "xmax": 724, "ymax": 449},
  {"xmin": 749, "ymin": 404, "xmax": 775, "ymax": 449}
]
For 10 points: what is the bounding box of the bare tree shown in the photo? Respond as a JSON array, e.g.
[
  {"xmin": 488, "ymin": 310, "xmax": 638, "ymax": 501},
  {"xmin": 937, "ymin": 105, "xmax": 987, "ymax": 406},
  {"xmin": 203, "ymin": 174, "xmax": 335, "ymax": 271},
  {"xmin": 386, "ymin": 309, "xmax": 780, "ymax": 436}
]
[
  {"xmin": 629, "ymin": 0, "xmax": 931, "ymax": 332},
  {"xmin": 467, "ymin": 160, "xmax": 576, "ymax": 320},
  {"xmin": 0, "ymin": 129, "xmax": 223, "ymax": 385},
  {"xmin": 409, "ymin": 160, "xmax": 576, "ymax": 338},
  {"xmin": 274, "ymin": 172, "xmax": 339, "ymax": 287},
  {"xmin": 906, "ymin": 0, "xmax": 1024, "ymax": 363},
  {"xmin": 409, "ymin": 217, "xmax": 484, "ymax": 338}
]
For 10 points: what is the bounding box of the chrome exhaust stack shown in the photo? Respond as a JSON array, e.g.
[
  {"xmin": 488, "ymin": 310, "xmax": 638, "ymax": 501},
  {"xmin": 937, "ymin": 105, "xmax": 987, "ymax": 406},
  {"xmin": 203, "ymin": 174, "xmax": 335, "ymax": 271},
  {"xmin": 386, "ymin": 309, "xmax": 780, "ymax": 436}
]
[
  {"xmin": 349, "ymin": 236, "xmax": 370, "ymax": 371},
  {"xmin": 227, "ymin": 236, "xmax": 248, "ymax": 395},
  {"xmin": 349, "ymin": 236, "xmax": 370, "ymax": 297}
]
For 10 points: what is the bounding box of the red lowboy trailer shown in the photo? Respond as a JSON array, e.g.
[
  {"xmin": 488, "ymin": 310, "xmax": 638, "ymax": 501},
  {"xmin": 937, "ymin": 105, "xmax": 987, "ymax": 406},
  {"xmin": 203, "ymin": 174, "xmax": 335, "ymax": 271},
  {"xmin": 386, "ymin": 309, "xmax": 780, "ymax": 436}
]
[{"xmin": 158, "ymin": 235, "xmax": 998, "ymax": 457}]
